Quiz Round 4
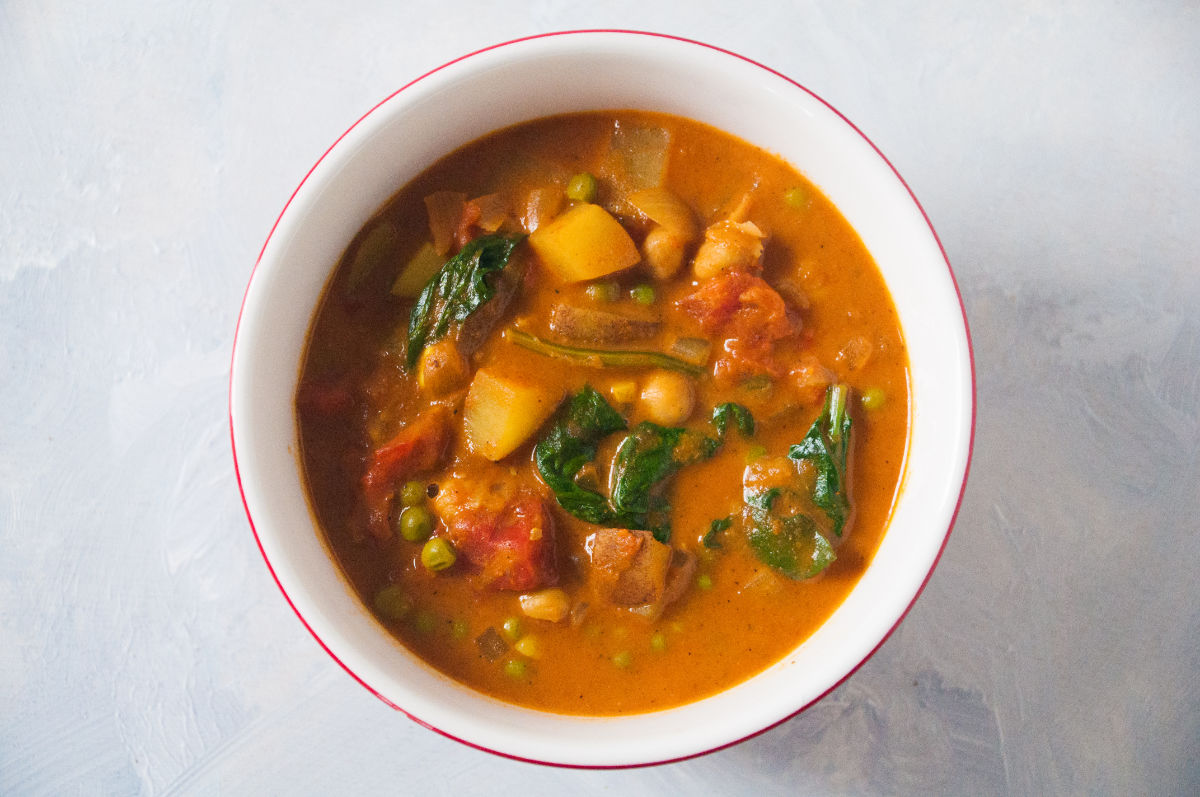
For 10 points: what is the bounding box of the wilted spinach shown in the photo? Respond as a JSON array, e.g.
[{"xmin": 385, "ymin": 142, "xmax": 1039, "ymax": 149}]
[
  {"xmin": 609, "ymin": 423, "xmax": 718, "ymax": 541},
  {"xmin": 788, "ymin": 382, "xmax": 852, "ymax": 538},
  {"xmin": 535, "ymin": 390, "xmax": 755, "ymax": 542},
  {"xmin": 702, "ymin": 516, "xmax": 733, "ymax": 549},
  {"xmin": 405, "ymin": 234, "xmax": 523, "ymax": 368},
  {"xmin": 712, "ymin": 402, "xmax": 755, "ymax": 439},
  {"xmin": 533, "ymin": 386, "xmax": 627, "ymax": 525},
  {"xmin": 741, "ymin": 384, "xmax": 852, "ymax": 580},
  {"xmin": 743, "ymin": 487, "xmax": 836, "ymax": 580}
]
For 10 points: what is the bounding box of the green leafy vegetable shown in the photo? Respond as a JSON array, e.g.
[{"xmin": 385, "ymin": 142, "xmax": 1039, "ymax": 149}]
[
  {"xmin": 405, "ymin": 234, "xmax": 523, "ymax": 368},
  {"xmin": 743, "ymin": 486, "xmax": 836, "ymax": 580},
  {"xmin": 609, "ymin": 423, "xmax": 718, "ymax": 541},
  {"xmin": 740, "ymin": 384, "xmax": 852, "ymax": 581},
  {"xmin": 712, "ymin": 402, "xmax": 755, "ymax": 439},
  {"xmin": 702, "ymin": 516, "xmax": 732, "ymax": 549},
  {"xmin": 507, "ymin": 329, "xmax": 703, "ymax": 375},
  {"xmin": 788, "ymin": 383, "xmax": 852, "ymax": 538},
  {"xmin": 534, "ymin": 390, "xmax": 757, "ymax": 542},
  {"xmin": 607, "ymin": 403, "xmax": 755, "ymax": 541},
  {"xmin": 534, "ymin": 386, "xmax": 627, "ymax": 524}
]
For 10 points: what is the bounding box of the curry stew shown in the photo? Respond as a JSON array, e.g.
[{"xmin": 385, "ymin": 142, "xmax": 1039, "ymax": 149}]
[{"xmin": 297, "ymin": 112, "xmax": 909, "ymax": 714}]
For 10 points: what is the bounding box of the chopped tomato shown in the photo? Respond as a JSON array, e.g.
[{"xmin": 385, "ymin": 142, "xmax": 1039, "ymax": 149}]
[
  {"xmin": 677, "ymin": 273, "xmax": 797, "ymax": 381},
  {"xmin": 440, "ymin": 492, "xmax": 558, "ymax": 591},
  {"xmin": 361, "ymin": 407, "xmax": 449, "ymax": 539}
]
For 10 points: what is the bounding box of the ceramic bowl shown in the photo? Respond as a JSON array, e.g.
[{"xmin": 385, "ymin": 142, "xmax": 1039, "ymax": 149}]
[{"xmin": 230, "ymin": 30, "xmax": 974, "ymax": 767}]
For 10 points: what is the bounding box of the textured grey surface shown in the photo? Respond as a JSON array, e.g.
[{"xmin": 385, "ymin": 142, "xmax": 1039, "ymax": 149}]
[{"xmin": 2, "ymin": 1, "xmax": 1197, "ymax": 794}]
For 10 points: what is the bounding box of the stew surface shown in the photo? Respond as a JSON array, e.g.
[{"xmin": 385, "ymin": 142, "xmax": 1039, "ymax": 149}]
[{"xmin": 297, "ymin": 111, "xmax": 909, "ymax": 714}]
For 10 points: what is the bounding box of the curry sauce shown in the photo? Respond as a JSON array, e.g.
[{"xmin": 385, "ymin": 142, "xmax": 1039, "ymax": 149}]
[{"xmin": 297, "ymin": 112, "xmax": 909, "ymax": 714}]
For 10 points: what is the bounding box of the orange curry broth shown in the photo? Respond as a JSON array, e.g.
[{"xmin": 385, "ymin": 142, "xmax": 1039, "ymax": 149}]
[{"xmin": 296, "ymin": 111, "xmax": 909, "ymax": 715}]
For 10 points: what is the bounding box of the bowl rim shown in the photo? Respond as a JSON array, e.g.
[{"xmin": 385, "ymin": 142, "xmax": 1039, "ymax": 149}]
[{"xmin": 229, "ymin": 28, "xmax": 976, "ymax": 769}]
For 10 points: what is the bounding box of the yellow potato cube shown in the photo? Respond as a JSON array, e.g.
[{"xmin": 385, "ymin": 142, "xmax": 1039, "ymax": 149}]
[
  {"xmin": 463, "ymin": 370, "xmax": 562, "ymax": 461},
  {"xmin": 527, "ymin": 203, "xmax": 640, "ymax": 282}
]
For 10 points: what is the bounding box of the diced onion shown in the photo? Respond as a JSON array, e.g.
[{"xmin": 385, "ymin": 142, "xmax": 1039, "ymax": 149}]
[{"xmin": 628, "ymin": 187, "xmax": 699, "ymax": 241}]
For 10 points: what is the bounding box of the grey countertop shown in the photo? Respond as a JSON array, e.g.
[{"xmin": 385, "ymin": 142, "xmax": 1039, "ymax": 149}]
[{"xmin": 2, "ymin": 2, "xmax": 1197, "ymax": 794}]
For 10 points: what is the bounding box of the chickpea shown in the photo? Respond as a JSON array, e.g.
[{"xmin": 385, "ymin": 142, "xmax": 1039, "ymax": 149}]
[
  {"xmin": 692, "ymin": 220, "xmax": 765, "ymax": 280},
  {"xmin": 641, "ymin": 225, "xmax": 686, "ymax": 280},
  {"xmin": 416, "ymin": 337, "xmax": 468, "ymax": 395},
  {"xmin": 639, "ymin": 370, "xmax": 696, "ymax": 426}
]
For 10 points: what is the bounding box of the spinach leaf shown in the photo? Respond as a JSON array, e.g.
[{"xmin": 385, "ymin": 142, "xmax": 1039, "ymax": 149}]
[
  {"xmin": 741, "ymin": 384, "xmax": 852, "ymax": 580},
  {"xmin": 712, "ymin": 402, "xmax": 755, "ymax": 440},
  {"xmin": 743, "ymin": 486, "xmax": 836, "ymax": 580},
  {"xmin": 536, "ymin": 392, "xmax": 757, "ymax": 543},
  {"xmin": 609, "ymin": 423, "xmax": 718, "ymax": 541},
  {"xmin": 788, "ymin": 383, "xmax": 852, "ymax": 537},
  {"xmin": 702, "ymin": 516, "xmax": 733, "ymax": 549},
  {"xmin": 534, "ymin": 386, "xmax": 627, "ymax": 524},
  {"xmin": 405, "ymin": 234, "xmax": 522, "ymax": 368}
]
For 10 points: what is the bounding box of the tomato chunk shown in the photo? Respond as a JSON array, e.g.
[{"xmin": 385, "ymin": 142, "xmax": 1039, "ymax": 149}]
[
  {"xmin": 440, "ymin": 491, "xmax": 558, "ymax": 591},
  {"xmin": 677, "ymin": 273, "xmax": 796, "ymax": 380},
  {"xmin": 361, "ymin": 408, "xmax": 449, "ymax": 540}
]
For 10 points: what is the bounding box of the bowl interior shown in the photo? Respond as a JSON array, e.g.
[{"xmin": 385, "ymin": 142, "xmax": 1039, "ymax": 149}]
[{"xmin": 231, "ymin": 31, "xmax": 972, "ymax": 766}]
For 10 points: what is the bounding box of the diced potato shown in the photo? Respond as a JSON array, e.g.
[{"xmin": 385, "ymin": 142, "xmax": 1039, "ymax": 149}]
[
  {"xmin": 463, "ymin": 369, "xmax": 562, "ymax": 461},
  {"xmin": 391, "ymin": 242, "xmax": 443, "ymax": 298},
  {"xmin": 528, "ymin": 203, "xmax": 640, "ymax": 283}
]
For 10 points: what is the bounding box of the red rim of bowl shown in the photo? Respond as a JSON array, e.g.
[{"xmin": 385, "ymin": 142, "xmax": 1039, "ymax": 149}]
[{"xmin": 228, "ymin": 28, "xmax": 977, "ymax": 769}]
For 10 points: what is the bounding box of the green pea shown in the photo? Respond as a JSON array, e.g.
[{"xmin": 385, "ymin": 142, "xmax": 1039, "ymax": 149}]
[
  {"xmin": 861, "ymin": 387, "xmax": 887, "ymax": 410},
  {"xmin": 612, "ymin": 650, "xmax": 633, "ymax": 669},
  {"xmin": 745, "ymin": 443, "xmax": 768, "ymax": 463},
  {"xmin": 413, "ymin": 610, "xmax": 437, "ymax": 634},
  {"xmin": 373, "ymin": 585, "xmax": 412, "ymax": 621},
  {"xmin": 566, "ymin": 172, "xmax": 598, "ymax": 203},
  {"xmin": 501, "ymin": 616, "xmax": 523, "ymax": 642},
  {"xmin": 585, "ymin": 280, "xmax": 620, "ymax": 303},
  {"xmin": 399, "ymin": 480, "xmax": 426, "ymax": 507},
  {"xmin": 399, "ymin": 505, "xmax": 433, "ymax": 542},
  {"xmin": 450, "ymin": 618, "xmax": 470, "ymax": 640},
  {"xmin": 650, "ymin": 632, "xmax": 667, "ymax": 653},
  {"xmin": 697, "ymin": 573, "xmax": 714, "ymax": 590},
  {"xmin": 630, "ymin": 284, "xmax": 656, "ymax": 306},
  {"xmin": 504, "ymin": 658, "xmax": 528, "ymax": 679},
  {"xmin": 420, "ymin": 537, "xmax": 456, "ymax": 572}
]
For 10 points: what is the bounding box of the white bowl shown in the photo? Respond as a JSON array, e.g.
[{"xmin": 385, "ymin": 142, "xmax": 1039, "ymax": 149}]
[{"xmin": 230, "ymin": 30, "xmax": 974, "ymax": 767}]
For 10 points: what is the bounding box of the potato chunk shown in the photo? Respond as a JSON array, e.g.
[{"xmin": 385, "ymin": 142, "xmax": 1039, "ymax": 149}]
[
  {"xmin": 463, "ymin": 369, "xmax": 561, "ymax": 461},
  {"xmin": 528, "ymin": 203, "xmax": 639, "ymax": 282}
]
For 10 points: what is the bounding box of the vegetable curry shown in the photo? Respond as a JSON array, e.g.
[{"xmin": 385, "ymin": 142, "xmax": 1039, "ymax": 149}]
[{"xmin": 297, "ymin": 112, "xmax": 909, "ymax": 714}]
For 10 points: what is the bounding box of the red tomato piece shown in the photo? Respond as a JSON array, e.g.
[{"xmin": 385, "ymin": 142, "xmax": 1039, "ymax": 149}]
[
  {"xmin": 441, "ymin": 492, "xmax": 558, "ymax": 591},
  {"xmin": 677, "ymin": 273, "xmax": 797, "ymax": 381},
  {"xmin": 361, "ymin": 408, "xmax": 449, "ymax": 540}
]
